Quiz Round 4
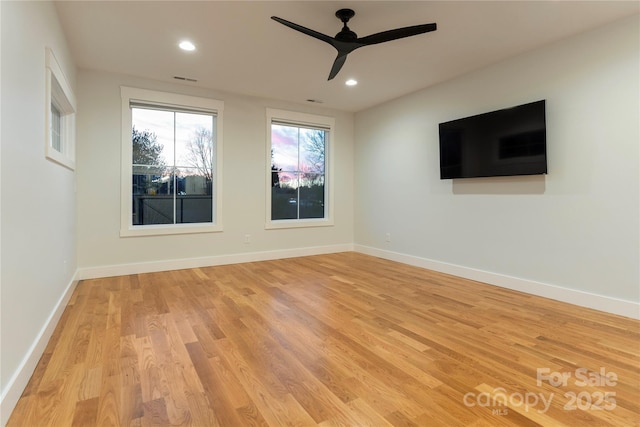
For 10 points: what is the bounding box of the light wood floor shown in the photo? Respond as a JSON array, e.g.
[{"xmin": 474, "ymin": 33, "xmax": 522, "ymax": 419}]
[{"xmin": 8, "ymin": 253, "xmax": 640, "ymax": 426}]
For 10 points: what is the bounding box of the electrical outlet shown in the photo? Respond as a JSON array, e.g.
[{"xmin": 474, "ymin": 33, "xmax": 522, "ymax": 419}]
[
  {"xmin": 385, "ymin": 233, "xmax": 391, "ymax": 242},
  {"xmin": 244, "ymin": 234, "xmax": 251, "ymax": 244}
]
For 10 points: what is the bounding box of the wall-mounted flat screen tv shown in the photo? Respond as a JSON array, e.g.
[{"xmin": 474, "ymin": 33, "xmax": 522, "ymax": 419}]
[{"xmin": 439, "ymin": 100, "xmax": 547, "ymax": 179}]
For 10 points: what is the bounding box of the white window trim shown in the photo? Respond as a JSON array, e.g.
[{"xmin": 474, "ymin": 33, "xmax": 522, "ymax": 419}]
[
  {"xmin": 45, "ymin": 48, "xmax": 76, "ymax": 170},
  {"xmin": 266, "ymin": 108, "xmax": 335, "ymax": 230},
  {"xmin": 120, "ymin": 86, "xmax": 224, "ymax": 237}
]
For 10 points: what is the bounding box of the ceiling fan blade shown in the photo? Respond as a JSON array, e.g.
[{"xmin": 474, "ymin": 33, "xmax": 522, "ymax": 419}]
[
  {"xmin": 328, "ymin": 53, "xmax": 349, "ymax": 80},
  {"xmin": 358, "ymin": 23, "xmax": 437, "ymax": 46},
  {"xmin": 271, "ymin": 16, "xmax": 334, "ymax": 45}
]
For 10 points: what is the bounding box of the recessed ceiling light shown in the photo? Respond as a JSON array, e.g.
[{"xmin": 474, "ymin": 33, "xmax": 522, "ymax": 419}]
[
  {"xmin": 345, "ymin": 79, "xmax": 358, "ymax": 86},
  {"xmin": 178, "ymin": 40, "xmax": 196, "ymax": 51}
]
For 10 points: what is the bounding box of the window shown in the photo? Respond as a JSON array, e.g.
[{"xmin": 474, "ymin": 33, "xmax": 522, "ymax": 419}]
[
  {"xmin": 266, "ymin": 109, "xmax": 334, "ymax": 229},
  {"xmin": 51, "ymin": 104, "xmax": 62, "ymax": 152},
  {"xmin": 121, "ymin": 87, "xmax": 223, "ymax": 236},
  {"xmin": 45, "ymin": 48, "xmax": 75, "ymax": 170}
]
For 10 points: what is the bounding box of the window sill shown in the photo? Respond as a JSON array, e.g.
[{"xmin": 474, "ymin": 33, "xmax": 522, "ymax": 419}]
[
  {"xmin": 120, "ymin": 223, "xmax": 223, "ymax": 237},
  {"xmin": 45, "ymin": 147, "xmax": 75, "ymax": 171},
  {"xmin": 265, "ymin": 218, "xmax": 334, "ymax": 230}
]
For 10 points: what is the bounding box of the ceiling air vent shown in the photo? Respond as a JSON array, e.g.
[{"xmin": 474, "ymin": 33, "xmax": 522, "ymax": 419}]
[{"xmin": 173, "ymin": 76, "xmax": 198, "ymax": 82}]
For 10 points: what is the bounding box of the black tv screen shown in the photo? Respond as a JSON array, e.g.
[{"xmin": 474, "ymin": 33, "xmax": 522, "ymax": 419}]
[{"xmin": 439, "ymin": 100, "xmax": 547, "ymax": 179}]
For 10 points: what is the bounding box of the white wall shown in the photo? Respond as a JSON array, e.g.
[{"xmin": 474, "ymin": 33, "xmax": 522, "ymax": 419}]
[
  {"xmin": 354, "ymin": 15, "xmax": 639, "ymax": 312},
  {"xmin": 76, "ymin": 71, "xmax": 354, "ymax": 275},
  {"xmin": 0, "ymin": 1, "xmax": 77, "ymax": 423}
]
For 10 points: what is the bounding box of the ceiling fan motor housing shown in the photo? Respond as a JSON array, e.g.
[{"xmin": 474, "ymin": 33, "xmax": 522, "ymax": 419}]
[{"xmin": 335, "ymin": 9, "xmax": 358, "ymax": 41}]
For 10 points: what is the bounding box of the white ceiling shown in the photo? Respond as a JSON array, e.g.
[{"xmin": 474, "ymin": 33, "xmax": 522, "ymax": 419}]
[{"xmin": 54, "ymin": 1, "xmax": 639, "ymax": 112}]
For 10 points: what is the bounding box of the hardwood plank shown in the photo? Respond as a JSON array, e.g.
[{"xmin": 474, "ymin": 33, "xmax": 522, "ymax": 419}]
[
  {"xmin": 140, "ymin": 398, "xmax": 170, "ymax": 427},
  {"xmin": 96, "ymin": 366, "xmax": 121, "ymax": 427},
  {"xmin": 78, "ymin": 365, "xmax": 102, "ymax": 401},
  {"xmin": 71, "ymin": 397, "xmax": 99, "ymax": 427},
  {"xmin": 184, "ymin": 341, "xmax": 241, "ymax": 426},
  {"xmin": 7, "ymin": 253, "xmax": 640, "ymax": 426}
]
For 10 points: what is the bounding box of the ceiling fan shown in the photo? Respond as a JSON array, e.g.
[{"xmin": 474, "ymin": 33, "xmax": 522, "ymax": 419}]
[{"xmin": 271, "ymin": 8, "xmax": 437, "ymax": 80}]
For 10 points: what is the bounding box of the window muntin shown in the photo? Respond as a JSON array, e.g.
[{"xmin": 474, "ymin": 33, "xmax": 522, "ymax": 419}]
[
  {"xmin": 121, "ymin": 87, "xmax": 223, "ymax": 236},
  {"xmin": 266, "ymin": 109, "xmax": 334, "ymax": 229}
]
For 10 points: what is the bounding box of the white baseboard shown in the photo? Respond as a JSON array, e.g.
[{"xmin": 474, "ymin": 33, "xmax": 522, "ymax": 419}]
[
  {"xmin": 354, "ymin": 245, "xmax": 640, "ymax": 320},
  {"xmin": 0, "ymin": 276, "xmax": 79, "ymax": 427},
  {"xmin": 76, "ymin": 243, "xmax": 355, "ymax": 280}
]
